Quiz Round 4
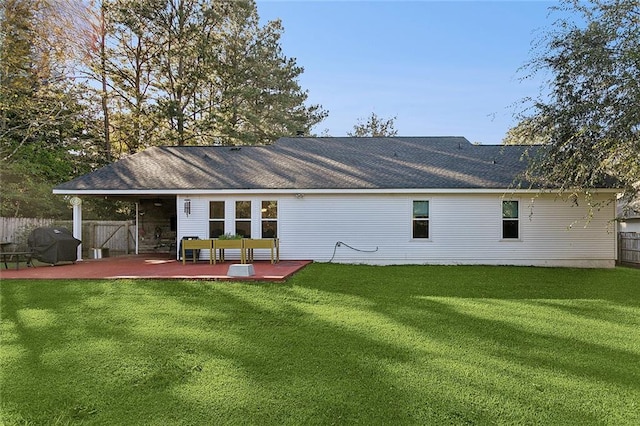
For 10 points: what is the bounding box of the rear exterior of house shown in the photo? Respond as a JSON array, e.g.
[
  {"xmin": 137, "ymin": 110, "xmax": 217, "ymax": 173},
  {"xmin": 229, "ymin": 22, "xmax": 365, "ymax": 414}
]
[
  {"xmin": 618, "ymin": 201, "xmax": 640, "ymax": 233},
  {"xmin": 54, "ymin": 137, "xmax": 619, "ymax": 268},
  {"xmin": 176, "ymin": 191, "xmax": 616, "ymax": 268},
  {"xmin": 620, "ymin": 220, "xmax": 640, "ymax": 233}
]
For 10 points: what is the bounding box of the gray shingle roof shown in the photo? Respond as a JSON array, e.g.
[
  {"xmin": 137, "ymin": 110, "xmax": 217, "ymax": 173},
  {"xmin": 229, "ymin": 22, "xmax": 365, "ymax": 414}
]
[{"xmin": 54, "ymin": 137, "xmax": 534, "ymax": 192}]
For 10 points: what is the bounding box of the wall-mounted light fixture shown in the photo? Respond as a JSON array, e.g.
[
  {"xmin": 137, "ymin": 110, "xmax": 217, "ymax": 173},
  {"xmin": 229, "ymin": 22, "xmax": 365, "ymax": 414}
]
[
  {"xmin": 184, "ymin": 199, "xmax": 191, "ymax": 216},
  {"xmin": 295, "ymin": 193, "xmax": 304, "ymax": 199}
]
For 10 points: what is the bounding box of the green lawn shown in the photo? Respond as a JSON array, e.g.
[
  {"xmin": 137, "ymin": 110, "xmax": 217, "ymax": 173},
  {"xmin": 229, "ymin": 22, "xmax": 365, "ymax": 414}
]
[{"xmin": 1, "ymin": 264, "xmax": 639, "ymax": 425}]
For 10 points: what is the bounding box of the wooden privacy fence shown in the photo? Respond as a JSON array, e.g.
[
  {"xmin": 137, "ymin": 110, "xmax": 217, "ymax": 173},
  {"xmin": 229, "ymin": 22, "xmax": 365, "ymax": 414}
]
[
  {"xmin": 1, "ymin": 217, "xmax": 56, "ymax": 246},
  {"xmin": 84, "ymin": 221, "xmax": 135, "ymax": 254},
  {"xmin": 0, "ymin": 217, "xmax": 134, "ymax": 255},
  {"xmin": 619, "ymin": 232, "xmax": 640, "ymax": 266}
]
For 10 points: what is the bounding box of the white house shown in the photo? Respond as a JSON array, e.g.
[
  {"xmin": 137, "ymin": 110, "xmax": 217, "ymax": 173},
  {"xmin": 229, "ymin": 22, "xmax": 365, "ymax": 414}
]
[
  {"xmin": 54, "ymin": 137, "xmax": 619, "ymax": 267},
  {"xmin": 617, "ymin": 196, "xmax": 640, "ymax": 233}
]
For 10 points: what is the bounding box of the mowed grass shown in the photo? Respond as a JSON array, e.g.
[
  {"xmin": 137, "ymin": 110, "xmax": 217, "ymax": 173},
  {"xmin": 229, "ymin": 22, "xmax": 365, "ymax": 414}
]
[{"xmin": 1, "ymin": 264, "xmax": 639, "ymax": 425}]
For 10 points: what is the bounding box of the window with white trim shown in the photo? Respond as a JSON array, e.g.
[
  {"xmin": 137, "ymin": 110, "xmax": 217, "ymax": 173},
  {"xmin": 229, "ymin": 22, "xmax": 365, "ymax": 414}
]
[
  {"xmin": 209, "ymin": 201, "xmax": 225, "ymax": 238},
  {"xmin": 235, "ymin": 201, "xmax": 251, "ymax": 237},
  {"xmin": 261, "ymin": 201, "xmax": 277, "ymax": 238},
  {"xmin": 412, "ymin": 200, "xmax": 429, "ymax": 239},
  {"xmin": 502, "ymin": 200, "xmax": 519, "ymax": 239}
]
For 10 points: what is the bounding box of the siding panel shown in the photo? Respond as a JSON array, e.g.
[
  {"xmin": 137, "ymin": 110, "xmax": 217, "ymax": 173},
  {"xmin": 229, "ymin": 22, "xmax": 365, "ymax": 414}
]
[
  {"xmin": 177, "ymin": 196, "xmax": 211, "ymax": 260},
  {"xmin": 177, "ymin": 192, "xmax": 616, "ymax": 267}
]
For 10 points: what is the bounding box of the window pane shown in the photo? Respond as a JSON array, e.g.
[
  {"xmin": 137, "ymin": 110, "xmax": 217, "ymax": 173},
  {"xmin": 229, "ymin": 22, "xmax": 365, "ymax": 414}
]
[
  {"xmin": 413, "ymin": 220, "xmax": 429, "ymax": 239},
  {"xmin": 210, "ymin": 201, "xmax": 224, "ymax": 219},
  {"xmin": 235, "ymin": 221, "xmax": 251, "ymax": 238},
  {"xmin": 502, "ymin": 201, "xmax": 518, "ymax": 219},
  {"xmin": 209, "ymin": 222, "xmax": 224, "ymax": 238},
  {"xmin": 236, "ymin": 201, "xmax": 251, "ymax": 219},
  {"xmin": 413, "ymin": 200, "xmax": 429, "ymax": 218},
  {"xmin": 262, "ymin": 221, "xmax": 277, "ymax": 238},
  {"xmin": 503, "ymin": 220, "xmax": 519, "ymax": 239},
  {"xmin": 262, "ymin": 201, "xmax": 277, "ymax": 219}
]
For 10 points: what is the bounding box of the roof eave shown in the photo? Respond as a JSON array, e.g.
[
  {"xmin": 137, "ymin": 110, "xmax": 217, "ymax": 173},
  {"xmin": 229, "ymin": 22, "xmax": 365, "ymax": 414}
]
[{"xmin": 52, "ymin": 187, "xmax": 621, "ymax": 196}]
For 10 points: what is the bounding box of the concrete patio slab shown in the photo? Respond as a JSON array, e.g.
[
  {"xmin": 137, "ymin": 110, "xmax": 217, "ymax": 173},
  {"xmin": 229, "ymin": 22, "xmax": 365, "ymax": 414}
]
[{"xmin": 0, "ymin": 255, "xmax": 311, "ymax": 282}]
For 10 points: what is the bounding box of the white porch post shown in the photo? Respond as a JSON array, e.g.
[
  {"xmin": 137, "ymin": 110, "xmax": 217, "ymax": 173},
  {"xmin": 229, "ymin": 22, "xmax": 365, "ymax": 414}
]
[{"xmin": 70, "ymin": 196, "xmax": 83, "ymax": 261}]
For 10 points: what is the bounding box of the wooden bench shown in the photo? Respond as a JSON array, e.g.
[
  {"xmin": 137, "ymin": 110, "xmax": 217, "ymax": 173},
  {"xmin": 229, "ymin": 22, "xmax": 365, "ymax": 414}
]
[{"xmin": 1, "ymin": 251, "xmax": 34, "ymax": 270}]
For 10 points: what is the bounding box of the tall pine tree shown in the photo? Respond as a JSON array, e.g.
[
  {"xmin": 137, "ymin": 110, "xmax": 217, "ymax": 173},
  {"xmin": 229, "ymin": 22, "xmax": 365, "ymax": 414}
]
[
  {"xmin": 1, "ymin": 0, "xmax": 104, "ymax": 217},
  {"xmin": 99, "ymin": 0, "xmax": 326, "ymax": 149}
]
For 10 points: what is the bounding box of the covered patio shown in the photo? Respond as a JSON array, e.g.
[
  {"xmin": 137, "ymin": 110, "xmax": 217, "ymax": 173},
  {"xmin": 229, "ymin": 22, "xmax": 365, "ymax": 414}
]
[{"xmin": 0, "ymin": 255, "xmax": 311, "ymax": 281}]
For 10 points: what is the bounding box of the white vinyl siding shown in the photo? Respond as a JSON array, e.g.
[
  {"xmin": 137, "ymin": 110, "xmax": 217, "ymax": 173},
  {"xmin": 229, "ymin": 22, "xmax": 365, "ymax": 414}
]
[
  {"xmin": 278, "ymin": 193, "xmax": 616, "ymax": 267},
  {"xmin": 177, "ymin": 192, "xmax": 616, "ymax": 267},
  {"xmin": 176, "ymin": 196, "xmax": 211, "ymax": 261}
]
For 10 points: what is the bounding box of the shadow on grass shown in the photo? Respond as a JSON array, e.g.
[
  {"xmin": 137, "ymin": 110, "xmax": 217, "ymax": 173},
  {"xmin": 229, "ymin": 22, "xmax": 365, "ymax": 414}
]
[{"xmin": 2, "ymin": 263, "xmax": 639, "ymax": 424}]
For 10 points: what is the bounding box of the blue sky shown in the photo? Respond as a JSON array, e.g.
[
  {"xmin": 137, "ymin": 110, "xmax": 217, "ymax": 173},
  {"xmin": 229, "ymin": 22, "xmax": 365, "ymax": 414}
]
[{"xmin": 257, "ymin": 0, "xmax": 559, "ymax": 144}]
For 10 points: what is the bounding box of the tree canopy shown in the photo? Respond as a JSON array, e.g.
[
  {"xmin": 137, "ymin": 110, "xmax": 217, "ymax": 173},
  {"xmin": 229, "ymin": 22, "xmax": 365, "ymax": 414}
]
[
  {"xmin": 91, "ymin": 0, "xmax": 326, "ymax": 151},
  {"xmin": 1, "ymin": 0, "xmax": 105, "ymax": 218},
  {"xmin": 517, "ymin": 0, "xmax": 639, "ymax": 205},
  {"xmin": 0, "ymin": 0, "xmax": 327, "ymax": 218},
  {"xmin": 347, "ymin": 112, "xmax": 398, "ymax": 137},
  {"xmin": 502, "ymin": 117, "xmax": 548, "ymax": 146}
]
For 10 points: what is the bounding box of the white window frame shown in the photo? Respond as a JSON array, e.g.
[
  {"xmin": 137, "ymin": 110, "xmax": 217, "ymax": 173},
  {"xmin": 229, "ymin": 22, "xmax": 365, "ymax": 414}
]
[
  {"xmin": 209, "ymin": 200, "xmax": 225, "ymax": 238},
  {"xmin": 235, "ymin": 200, "xmax": 252, "ymax": 238},
  {"xmin": 411, "ymin": 199, "xmax": 431, "ymax": 241},
  {"xmin": 260, "ymin": 200, "xmax": 278, "ymax": 238},
  {"xmin": 501, "ymin": 199, "xmax": 520, "ymax": 241}
]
